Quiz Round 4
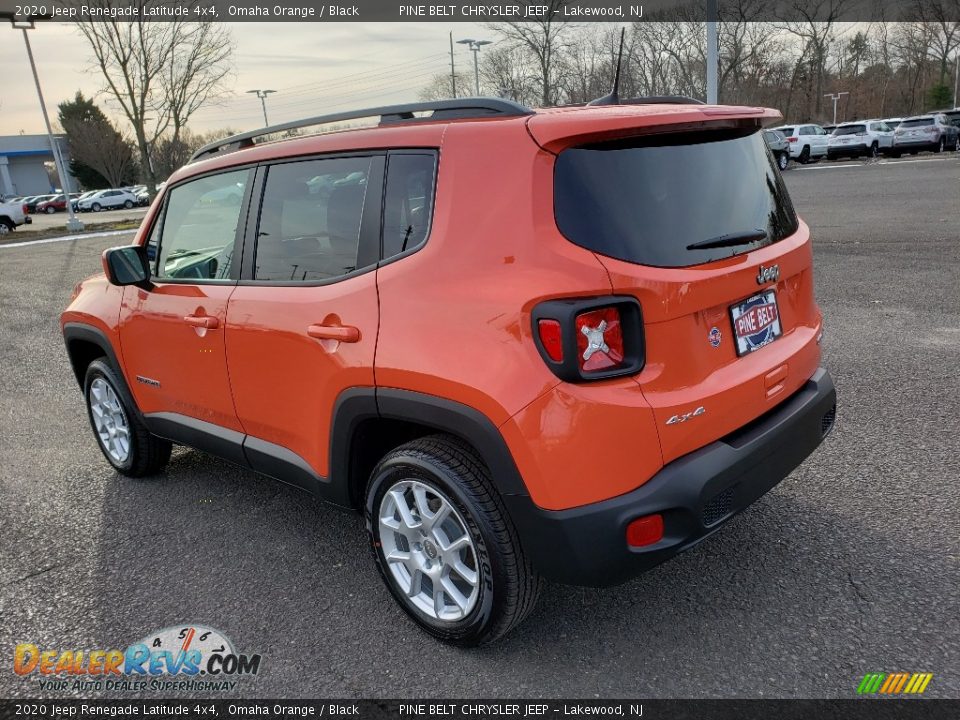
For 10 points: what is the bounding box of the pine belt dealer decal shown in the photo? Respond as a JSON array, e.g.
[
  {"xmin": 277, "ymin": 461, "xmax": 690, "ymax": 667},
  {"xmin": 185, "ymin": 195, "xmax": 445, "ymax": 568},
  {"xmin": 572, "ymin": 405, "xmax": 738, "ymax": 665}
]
[{"xmin": 13, "ymin": 624, "xmax": 262, "ymax": 693}]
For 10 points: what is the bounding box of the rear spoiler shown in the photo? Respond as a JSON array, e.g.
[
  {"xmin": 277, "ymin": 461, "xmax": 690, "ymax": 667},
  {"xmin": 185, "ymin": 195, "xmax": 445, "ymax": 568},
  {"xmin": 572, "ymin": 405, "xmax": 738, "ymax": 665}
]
[{"xmin": 526, "ymin": 105, "xmax": 782, "ymax": 154}]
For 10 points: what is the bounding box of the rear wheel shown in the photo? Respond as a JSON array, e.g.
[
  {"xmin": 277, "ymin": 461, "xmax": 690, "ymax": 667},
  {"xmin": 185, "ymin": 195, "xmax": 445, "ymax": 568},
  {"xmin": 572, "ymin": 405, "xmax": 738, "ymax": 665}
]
[
  {"xmin": 868, "ymin": 142, "xmax": 879, "ymax": 158},
  {"xmin": 84, "ymin": 358, "xmax": 171, "ymax": 477},
  {"xmin": 935, "ymin": 138, "xmax": 945, "ymax": 154},
  {"xmin": 798, "ymin": 146, "xmax": 811, "ymax": 163},
  {"xmin": 0, "ymin": 219, "xmax": 13, "ymax": 235},
  {"xmin": 366, "ymin": 435, "xmax": 541, "ymax": 646}
]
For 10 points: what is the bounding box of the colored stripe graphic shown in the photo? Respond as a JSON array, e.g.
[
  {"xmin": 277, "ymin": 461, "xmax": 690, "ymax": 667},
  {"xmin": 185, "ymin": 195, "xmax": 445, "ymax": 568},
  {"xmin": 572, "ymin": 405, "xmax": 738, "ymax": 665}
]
[{"xmin": 857, "ymin": 672, "xmax": 932, "ymax": 695}]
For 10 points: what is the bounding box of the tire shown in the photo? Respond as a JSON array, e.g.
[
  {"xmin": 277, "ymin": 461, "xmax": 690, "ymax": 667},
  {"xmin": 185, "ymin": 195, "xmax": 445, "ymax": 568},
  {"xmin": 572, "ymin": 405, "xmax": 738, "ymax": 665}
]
[
  {"xmin": 124, "ymin": 200, "xmax": 134, "ymax": 209},
  {"xmin": 868, "ymin": 142, "xmax": 878, "ymax": 158},
  {"xmin": 935, "ymin": 138, "xmax": 945, "ymax": 154},
  {"xmin": 84, "ymin": 358, "xmax": 172, "ymax": 477},
  {"xmin": 92, "ymin": 202, "xmax": 102, "ymax": 212},
  {"xmin": 777, "ymin": 152, "xmax": 788, "ymax": 170},
  {"xmin": 0, "ymin": 219, "xmax": 13, "ymax": 235},
  {"xmin": 365, "ymin": 435, "xmax": 541, "ymax": 646},
  {"xmin": 798, "ymin": 145, "xmax": 811, "ymax": 163},
  {"xmin": 45, "ymin": 206, "xmax": 56, "ymax": 214}
]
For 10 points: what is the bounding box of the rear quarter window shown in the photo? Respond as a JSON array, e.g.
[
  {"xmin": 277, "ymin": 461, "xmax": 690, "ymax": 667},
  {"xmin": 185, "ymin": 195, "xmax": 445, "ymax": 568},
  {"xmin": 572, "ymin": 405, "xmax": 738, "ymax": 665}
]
[{"xmin": 554, "ymin": 128, "xmax": 798, "ymax": 268}]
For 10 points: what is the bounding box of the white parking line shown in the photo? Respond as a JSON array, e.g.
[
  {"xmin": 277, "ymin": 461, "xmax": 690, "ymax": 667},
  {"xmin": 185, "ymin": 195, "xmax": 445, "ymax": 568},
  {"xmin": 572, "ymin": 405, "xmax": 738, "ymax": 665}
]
[
  {"xmin": 0, "ymin": 228, "xmax": 137, "ymax": 250},
  {"xmin": 794, "ymin": 156, "xmax": 957, "ymax": 171}
]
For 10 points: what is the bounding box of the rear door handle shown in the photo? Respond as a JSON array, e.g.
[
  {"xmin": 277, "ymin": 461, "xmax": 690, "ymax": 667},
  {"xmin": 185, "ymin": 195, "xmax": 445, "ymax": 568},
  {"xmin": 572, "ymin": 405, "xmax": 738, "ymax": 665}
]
[
  {"xmin": 184, "ymin": 315, "xmax": 220, "ymax": 329},
  {"xmin": 307, "ymin": 323, "xmax": 360, "ymax": 343}
]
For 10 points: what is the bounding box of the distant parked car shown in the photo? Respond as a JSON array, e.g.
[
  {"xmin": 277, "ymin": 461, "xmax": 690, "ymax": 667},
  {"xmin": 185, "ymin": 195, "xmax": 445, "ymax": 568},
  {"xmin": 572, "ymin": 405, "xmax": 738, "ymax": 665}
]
[
  {"xmin": 891, "ymin": 114, "xmax": 960, "ymax": 156},
  {"xmin": 772, "ymin": 123, "xmax": 830, "ymax": 163},
  {"xmin": 938, "ymin": 108, "xmax": 960, "ymax": 131},
  {"xmin": 76, "ymin": 189, "xmax": 138, "ymax": 212},
  {"xmin": 763, "ymin": 129, "xmax": 791, "ymax": 170},
  {"xmin": 827, "ymin": 120, "xmax": 895, "ymax": 159},
  {"xmin": 822, "ymin": 124, "xmax": 837, "ymax": 135},
  {"xmin": 25, "ymin": 194, "xmax": 55, "ymax": 213}
]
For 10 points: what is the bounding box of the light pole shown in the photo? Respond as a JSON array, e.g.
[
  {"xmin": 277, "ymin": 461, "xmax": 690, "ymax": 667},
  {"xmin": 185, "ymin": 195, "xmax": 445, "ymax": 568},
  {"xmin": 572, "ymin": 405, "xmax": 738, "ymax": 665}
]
[
  {"xmin": 247, "ymin": 89, "xmax": 276, "ymax": 127},
  {"xmin": 6, "ymin": 15, "xmax": 83, "ymax": 232},
  {"xmin": 706, "ymin": 0, "xmax": 718, "ymax": 104},
  {"xmin": 953, "ymin": 52, "xmax": 959, "ymax": 109},
  {"xmin": 824, "ymin": 92, "xmax": 849, "ymax": 125},
  {"xmin": 456, "ymin": 39, "xmax": 492, "ymax": 96}
]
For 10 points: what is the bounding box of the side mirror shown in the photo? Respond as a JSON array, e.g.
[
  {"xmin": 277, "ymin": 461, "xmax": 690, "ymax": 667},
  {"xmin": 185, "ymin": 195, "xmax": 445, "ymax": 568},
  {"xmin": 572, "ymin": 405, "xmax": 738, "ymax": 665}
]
[{"xmin": 102, "ymin": 245, "xmax": 151, "ymax": 288}]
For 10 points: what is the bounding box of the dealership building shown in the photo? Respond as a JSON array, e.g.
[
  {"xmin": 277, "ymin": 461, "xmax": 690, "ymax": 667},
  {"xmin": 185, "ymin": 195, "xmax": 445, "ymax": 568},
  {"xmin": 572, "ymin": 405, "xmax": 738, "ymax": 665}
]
[{"xmin": 0, "ymin": 134, "xmax": 76, "ymax": 197}]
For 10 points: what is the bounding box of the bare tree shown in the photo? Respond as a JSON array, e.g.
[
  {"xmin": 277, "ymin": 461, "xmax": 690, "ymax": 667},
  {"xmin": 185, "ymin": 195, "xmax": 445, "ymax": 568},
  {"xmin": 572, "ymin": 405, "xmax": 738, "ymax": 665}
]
[
  {"xmin": 486, "ymin": 0, "xmax": 575, "ymax": 106},
  {"xmin": 76, "ymin": 1, "xmax": 234, "ymax": 193}
]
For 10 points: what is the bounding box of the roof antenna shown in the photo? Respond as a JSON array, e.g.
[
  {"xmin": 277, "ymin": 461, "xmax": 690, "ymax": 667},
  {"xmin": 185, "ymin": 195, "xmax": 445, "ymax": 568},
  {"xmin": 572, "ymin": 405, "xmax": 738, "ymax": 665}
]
[{"xmin": 588, "ymin": 27, "xmax": 626, "ymax": 106}]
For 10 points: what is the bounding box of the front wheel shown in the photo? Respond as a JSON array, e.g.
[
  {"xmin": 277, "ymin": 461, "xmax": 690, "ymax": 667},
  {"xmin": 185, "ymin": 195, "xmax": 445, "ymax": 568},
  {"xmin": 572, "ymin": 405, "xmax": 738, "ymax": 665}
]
[
  {"xmin": 366, "ymin": 436, "xmax": 541, "ymax": 646},
  {"xmin": 45, "ymin": 206, "xmax": 56, "ymax": 214},
  {"xmin": 123, "ymin": 200, "xmax": 134, "ymax": 209},
  {"xmin": 92, "ymin": 202, "xmax": 102, "ymax": 212},
  {"xmin": 84, "ymin": 358, "xmax": 171, "ymax": 477}
]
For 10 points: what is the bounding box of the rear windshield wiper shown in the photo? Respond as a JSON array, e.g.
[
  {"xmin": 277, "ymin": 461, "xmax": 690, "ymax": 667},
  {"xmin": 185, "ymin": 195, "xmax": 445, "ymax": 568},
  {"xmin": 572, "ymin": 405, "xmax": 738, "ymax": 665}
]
[{"xmin": 686, "ymin": 229, "xmax": 768, "ymax": 251}]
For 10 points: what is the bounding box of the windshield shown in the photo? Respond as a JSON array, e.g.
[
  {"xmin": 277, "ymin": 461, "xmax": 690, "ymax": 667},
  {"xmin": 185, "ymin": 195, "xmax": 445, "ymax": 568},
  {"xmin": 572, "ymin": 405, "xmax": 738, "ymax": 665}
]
[
  {"xmin": 834, "ymin": 125, "xmax": 866, "ymax": 136},
  {"xmin": 900, "ymin": 118, "xmax": 934, "ymax": 128},
  {"xmin": 554, "ymin": 128, "xmax": 798, "ymax": 268}
]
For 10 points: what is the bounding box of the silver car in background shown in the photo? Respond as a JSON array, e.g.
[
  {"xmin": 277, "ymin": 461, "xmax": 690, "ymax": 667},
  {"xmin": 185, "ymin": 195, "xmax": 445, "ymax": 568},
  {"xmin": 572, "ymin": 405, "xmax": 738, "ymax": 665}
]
[{"xmin": 891, "ymin": 114, "xmax": 960, "ymax": 156}]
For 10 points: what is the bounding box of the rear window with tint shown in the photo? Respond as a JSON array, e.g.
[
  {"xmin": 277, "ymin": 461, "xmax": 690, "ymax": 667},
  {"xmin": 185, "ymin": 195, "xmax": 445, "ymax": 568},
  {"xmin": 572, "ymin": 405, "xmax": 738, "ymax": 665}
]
[
  {"xmin": 900, "ymin": 118, "xmax": 934, "ymax": 128},
  {"xmin": 777, "ymin": 127, "xmax": 795, "ymax": 136},
  {"xmin": 554, "ymin": 129, "xmax": 798, "ymax": 268},
  {"xmin": 834, "ymin": 125, "xmax": 866, "ymax": 135}
]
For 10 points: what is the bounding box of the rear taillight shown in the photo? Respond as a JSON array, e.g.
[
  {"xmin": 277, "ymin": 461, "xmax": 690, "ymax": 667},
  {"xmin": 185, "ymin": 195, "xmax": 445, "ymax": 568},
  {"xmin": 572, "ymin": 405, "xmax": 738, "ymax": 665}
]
[
  {"xmin": 532, "ymin": 297, "xmax": 644, "ymax": 382},
  {"xmin": 786, "ymin": 136, "xmax": 798, "ymax": 143},
  {"xmin": 22, "ymin": 204, "xmax": 28, "ymax": 214},
  {"xmin": 575, "ymin": 307, "xmax": 624, "ymax": 372}
]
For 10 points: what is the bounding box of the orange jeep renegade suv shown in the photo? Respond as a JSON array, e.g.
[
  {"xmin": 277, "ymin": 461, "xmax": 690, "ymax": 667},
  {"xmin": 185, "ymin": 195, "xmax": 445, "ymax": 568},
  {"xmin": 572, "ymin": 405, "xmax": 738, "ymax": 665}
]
[{"xmin": 61, "ymin": 97, "xmax": 836, "ymax": 645}]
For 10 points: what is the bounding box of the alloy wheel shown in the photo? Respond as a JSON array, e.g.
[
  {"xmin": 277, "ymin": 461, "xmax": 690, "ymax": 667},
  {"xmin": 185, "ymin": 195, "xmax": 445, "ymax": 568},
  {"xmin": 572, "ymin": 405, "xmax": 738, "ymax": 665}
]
[
  {"xmin": 89, "ymin": 377, "xmax": 131, "ymax": 463},
  {"xmin": 378, "ymin": 479, "xmax": 480, "ymax": 622}
]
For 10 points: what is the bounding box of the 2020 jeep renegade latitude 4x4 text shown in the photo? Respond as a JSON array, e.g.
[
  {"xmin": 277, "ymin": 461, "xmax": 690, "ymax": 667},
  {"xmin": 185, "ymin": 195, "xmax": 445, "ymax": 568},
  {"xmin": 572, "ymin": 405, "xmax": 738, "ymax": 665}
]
[{"xmin": 61, "ymin": 98, "xmax": 837, "ymax": 645}]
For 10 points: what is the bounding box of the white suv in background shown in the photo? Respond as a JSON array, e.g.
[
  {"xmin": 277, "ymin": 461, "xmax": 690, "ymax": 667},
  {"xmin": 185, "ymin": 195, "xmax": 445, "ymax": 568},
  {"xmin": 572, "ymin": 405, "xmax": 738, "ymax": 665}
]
[
  {"xmin": 772, "ymin": 123, "xmax": 830, "ymax": 163},
  {"xmin": 827, "ymin": 120, "xmax": 896, "ymax": 159},
  {"xmin": 76, "ymin": 189, "xmax": 138, "ymax": 212}
]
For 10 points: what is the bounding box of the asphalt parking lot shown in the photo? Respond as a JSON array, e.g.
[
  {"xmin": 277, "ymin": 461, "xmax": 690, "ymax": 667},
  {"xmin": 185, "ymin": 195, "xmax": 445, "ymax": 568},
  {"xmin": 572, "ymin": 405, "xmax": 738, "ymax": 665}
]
[{"xmin": 0, "ymin": 155, "xmax": 958, "ymax": 699}]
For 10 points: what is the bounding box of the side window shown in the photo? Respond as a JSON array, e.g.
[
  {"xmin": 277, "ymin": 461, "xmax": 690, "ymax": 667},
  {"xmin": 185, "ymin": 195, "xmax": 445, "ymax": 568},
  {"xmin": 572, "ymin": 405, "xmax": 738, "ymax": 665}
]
[
  {"xmin": 154, "ymin": 168, "xmax": 249, "ymax": 281},
  {"xmin": 382, "ymin": 153, "xmax": 437, "ymax": 260},
  {"xmin": 254, "ymin": 156, "xmax": 372, "ymax": 282}
]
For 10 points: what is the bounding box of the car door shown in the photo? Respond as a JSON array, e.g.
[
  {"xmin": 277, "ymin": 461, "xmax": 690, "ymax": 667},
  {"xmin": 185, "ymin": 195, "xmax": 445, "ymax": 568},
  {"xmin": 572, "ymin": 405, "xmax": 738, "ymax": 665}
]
[
  {"xmin": 811, "ymin": 125, "xmax": 829, "ymax": 155},
  {"xmin": 224, "ymin": 154, "xmax": 386, "ymax": 492},
  {"xmin": 119, "ymin": 167, "xmax": 254, "ymax": 458}
]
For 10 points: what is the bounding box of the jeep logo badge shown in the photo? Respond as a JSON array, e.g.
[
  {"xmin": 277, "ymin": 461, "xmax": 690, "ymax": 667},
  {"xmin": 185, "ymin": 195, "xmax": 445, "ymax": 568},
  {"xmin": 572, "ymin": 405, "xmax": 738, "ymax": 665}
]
[{"xmin": 756, "ymin": 264, "xmax": 780, "ymax": 285}]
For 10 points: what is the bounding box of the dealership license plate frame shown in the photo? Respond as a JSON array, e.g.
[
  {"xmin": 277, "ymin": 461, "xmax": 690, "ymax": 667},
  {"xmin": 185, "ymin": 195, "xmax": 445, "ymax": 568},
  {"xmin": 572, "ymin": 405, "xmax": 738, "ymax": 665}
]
[{"xmin": 729, "ymin": 289, "xmax": 783, "ymax": 356}]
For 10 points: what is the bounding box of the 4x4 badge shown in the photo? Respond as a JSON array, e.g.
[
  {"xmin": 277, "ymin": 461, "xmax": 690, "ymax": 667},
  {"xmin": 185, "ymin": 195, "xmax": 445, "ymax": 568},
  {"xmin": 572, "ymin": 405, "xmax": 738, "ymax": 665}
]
[
  {"xmin": 708, "ymin": 327, "xmax": 722, "ymax": 347},
  {"xmin": 757, "ymin": 264, "xmax": 780, "ymax": 285}
]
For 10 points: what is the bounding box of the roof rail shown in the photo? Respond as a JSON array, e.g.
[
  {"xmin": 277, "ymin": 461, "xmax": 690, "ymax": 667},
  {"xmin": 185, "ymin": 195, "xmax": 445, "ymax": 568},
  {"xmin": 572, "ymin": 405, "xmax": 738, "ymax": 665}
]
[{"xmin": 189, "ymin": 97, "xmax": 533, "ymax": 163}]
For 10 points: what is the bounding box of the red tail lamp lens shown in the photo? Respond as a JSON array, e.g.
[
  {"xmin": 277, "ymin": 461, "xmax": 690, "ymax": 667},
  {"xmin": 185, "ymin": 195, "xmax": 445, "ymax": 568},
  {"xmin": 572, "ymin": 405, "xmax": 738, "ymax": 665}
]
[
  {"xmin": 575, "ymin": 307, "xmax": 624, "ymax": 372},
  {"xmin": 786, "ymin": 136, "xmax": 798, "ymax": 143},
  {"xmin": 537, "ymin": 319, "xmax": 564, "ymax": 362},
  {"xmin": 626, "ymin": 514, "xmax": 664, "ymax": 548}
]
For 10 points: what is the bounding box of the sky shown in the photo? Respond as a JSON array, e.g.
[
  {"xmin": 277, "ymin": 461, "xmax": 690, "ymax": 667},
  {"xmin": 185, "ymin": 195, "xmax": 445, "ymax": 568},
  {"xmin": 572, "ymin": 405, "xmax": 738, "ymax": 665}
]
[{"xmin": 0, "ymin": 22, "xmax": 492, "ymax": 137}]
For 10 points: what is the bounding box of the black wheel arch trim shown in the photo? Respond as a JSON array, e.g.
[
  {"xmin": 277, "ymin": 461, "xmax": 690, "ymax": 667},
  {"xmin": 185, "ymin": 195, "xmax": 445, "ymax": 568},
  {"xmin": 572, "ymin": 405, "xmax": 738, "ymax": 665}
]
[{"xmin": 62, "ymin": 322, "xmax": 143, "ymax": 420}]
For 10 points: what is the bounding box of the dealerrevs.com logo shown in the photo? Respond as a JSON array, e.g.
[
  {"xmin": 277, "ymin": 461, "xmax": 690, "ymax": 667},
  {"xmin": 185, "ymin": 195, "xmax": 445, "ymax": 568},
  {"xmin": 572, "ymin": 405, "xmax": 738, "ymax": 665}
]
[{"xmin": 14, "ymin": 624, "xmax": 262, "ymax": 693}]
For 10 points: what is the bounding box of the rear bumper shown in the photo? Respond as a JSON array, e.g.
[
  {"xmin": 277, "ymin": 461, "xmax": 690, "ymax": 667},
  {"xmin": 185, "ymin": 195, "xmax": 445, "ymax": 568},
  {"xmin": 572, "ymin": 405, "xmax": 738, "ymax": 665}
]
[
  {"xmin": 504, "ymin": 367, "xmax": 837, "ymax": 587},
  {"xmin": 828, "ymin": 143, "xmax": 868, "ymax": 157}
]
